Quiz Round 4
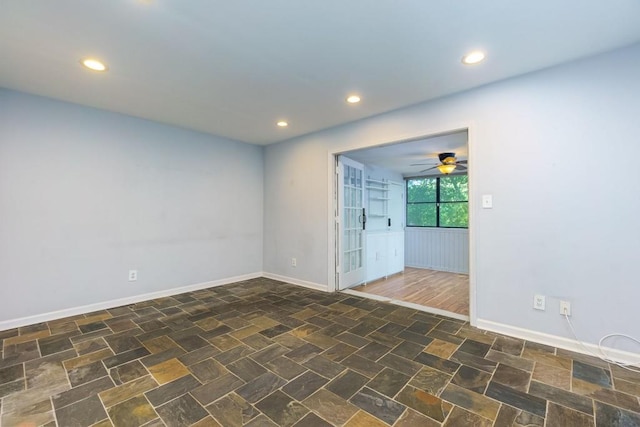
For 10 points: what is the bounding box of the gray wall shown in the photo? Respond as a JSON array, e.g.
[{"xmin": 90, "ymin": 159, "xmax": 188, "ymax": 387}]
[
  {"xmin": 0, "ymin": 89, "xmax": 264, "ymax": 322},
  {"xmin": 263, "ymin": 44, "xmax": 640, "ymax": 348}
]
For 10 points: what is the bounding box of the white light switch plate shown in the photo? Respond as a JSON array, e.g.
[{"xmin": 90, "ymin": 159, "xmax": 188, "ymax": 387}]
[{"xmin": 482, "ymin": 194, "xmax": 493, "ymax": 209}]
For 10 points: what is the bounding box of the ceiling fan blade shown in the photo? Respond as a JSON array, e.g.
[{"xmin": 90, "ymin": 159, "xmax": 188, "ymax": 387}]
[
  {"xmin": 456, "ymin": 164, "xmax": 468, "ymax": 170},
  {"xmin": 410, "ymin": 162, "xmax": 436, "ymax": 166},
  {"xmin": 457, "ymin": 160, "xmax": 468, "ymax": 164},
  {"xmin": 420, "ymin": 166, "xmax": 438, "ymax": 173}
]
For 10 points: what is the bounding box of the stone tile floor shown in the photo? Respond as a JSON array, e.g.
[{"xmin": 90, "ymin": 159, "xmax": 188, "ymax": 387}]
[{"xmin": 1, "ymin": 278, "xmax": 640, "ymax": 426}]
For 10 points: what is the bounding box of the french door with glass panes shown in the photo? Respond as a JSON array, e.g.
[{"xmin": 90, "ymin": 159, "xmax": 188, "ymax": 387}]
[{"xmin": 337, "ymin": 156, "xmax": 366, "ymax": 289}]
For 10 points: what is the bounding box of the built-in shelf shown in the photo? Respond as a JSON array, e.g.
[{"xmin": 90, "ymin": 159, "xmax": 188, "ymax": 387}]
[
  {"xmin": 365, "ymin": 178, "xmax": 388, "ymax": 185},
  {"xmin": 366, "ymin": 178, "xmax": 388, "ymax": 229},
  {"xmin": 364, "ymin": 176, "xmax": 405, "ymax": 282}
]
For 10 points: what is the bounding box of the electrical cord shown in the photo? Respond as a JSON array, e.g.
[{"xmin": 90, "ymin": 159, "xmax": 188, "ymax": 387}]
[{"xmin": 563, "ymin": 311, "xmax": 640, "ymax": 373}]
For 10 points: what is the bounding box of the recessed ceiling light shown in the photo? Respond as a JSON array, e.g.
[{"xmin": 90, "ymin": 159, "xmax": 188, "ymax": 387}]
[
  {"xmin": 346, "ymin": 95, "xmax": 361, "ymax": 104},
  {"xmin": 81, "ymin": 58, "xmax": 108, "ymax": 71},
  {"xmin": 462, "ymin": 51, "xmax": 485, "ymax": 65},
  {"xmin": 276, "ymin": 121, "xmax": 288, "ymax": 127}
]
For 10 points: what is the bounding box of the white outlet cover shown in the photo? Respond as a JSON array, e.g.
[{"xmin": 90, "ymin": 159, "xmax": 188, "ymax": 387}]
[
  {"xmin": 482, "ymin": 194, "xmax": 493, "ymax": 209},
  {"xmin": 560, "ymin": 300, "xmax": 571, "ymax": 316},
  {"xmin": 533, "ymin": 294, "xmax": 546, "ymax": 310}
]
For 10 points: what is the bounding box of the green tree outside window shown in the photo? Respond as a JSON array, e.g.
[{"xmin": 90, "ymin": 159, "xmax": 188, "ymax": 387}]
[{"xmin": 406, "ymin": 175, "xmax": 468, "ymax": 227}]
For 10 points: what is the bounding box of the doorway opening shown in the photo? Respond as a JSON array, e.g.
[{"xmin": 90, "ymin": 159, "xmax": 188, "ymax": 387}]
[{"xmin": 333, "ymin": 129, "xmax": 472, "ymax": 321}]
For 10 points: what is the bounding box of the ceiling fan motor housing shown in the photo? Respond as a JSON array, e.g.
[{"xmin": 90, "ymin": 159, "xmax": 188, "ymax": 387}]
[{"xmin": 438, "ymin": 152, "xmax": 457, "ymax": 164}]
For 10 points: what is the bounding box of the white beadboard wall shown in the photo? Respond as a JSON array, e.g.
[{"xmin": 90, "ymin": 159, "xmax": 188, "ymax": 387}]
[{"xmin": 405, "ymin": 227, "xmax": 469, "ymax": 273}]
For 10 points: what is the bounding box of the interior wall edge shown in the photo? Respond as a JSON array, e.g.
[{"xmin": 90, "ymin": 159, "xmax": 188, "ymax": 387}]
[
  {"xmin": 262, "ymin": 272, "xmax": 329, "ymax": 293},
  {"xmin": 476, "ymin": 318, "xmax": 640, "ymax": 365},
  {"xmin": 0, "ymin": 271, "xmax": 262, "ymax": 332}
]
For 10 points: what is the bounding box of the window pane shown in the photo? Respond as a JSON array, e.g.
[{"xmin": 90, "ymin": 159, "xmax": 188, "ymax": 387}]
[
  {"xmin": 407, "ymin": 178, "xmax": 436, "ymax": 203},
  {"xmin": 440, "ymin": 202, "xmax": 468, "ymax": 227},
  {"xmin": 407, "ymin": 204, "xmax": 437, "ymax": 227},
  {"xmin": 440, "ymin": 175, "xmax": 468, "ymax": 202}
]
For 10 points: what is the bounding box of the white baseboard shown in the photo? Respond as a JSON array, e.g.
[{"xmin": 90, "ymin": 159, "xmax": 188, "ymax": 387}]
[
  {"xmin": 343, "ymin": 289, "xmax": 470, "ymax": 321},
  {"xmin": 477, "ymin": 318, "xmax": 640, "ymax": 366},
  {"xmin": 405, "ymin": 263, "xmax": 469, "ymax": 275},
  {"xmin": 261, "ymin": 272, "xmax": 328, "ymax": 292},
  {"xmin": 0, "ymin": 272, "xmax": 262, "ymax": 331},
  {"xmin": 8, "ymin": 272, "xmax": 637, "ymax": 366}
]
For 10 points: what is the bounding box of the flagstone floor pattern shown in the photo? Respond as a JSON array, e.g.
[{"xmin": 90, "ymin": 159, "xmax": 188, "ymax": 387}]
[{"xmin": 1, "ymin": 278, "xmax": 639, "ymax": 426}]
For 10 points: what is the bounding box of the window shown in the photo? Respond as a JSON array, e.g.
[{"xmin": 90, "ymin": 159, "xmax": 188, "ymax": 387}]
[{"xmin": 406, "ymin": 175, "xmax": 468, "ymax": 228}]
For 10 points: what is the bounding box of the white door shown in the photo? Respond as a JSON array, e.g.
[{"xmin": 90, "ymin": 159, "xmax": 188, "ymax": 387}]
[{"xmin": 337, "ymin": 156, "xmax": 366, "ymax": 289}]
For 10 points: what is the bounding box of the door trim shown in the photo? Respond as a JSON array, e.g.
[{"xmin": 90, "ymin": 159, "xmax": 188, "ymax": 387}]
[
  {"xmin": 337, "ymin": 155, "xmax": 366, "ymax": 290},
  {"xmin": 327, "ymin": 121, "xmax": 478, "ymax": 326}
]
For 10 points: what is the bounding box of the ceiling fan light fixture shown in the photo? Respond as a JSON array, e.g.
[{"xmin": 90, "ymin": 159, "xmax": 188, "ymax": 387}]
[
  {"xmin": 441, "ymin": 157, "xmax": 456, "ymax": 165},
  {"xmin": 437, "ymin": 164, "xmax": 457, "ymax": 174}
]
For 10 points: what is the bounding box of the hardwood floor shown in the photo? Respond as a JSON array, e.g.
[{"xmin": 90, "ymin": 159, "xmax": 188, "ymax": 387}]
[{"xmin": 352, "ymin": 267, "xmax": 469, "ymax": 315}]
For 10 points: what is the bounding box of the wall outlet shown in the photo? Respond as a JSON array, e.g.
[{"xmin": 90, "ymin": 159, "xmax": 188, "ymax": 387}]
[
  {"xmin": 128, "ymin": 270, "xmax": 138, "ymax": 281},
  {"xmin": 560, "ymin": 300, "xmax": 571, "ymax": 316},
  {"xmin": 533, "ymin": 294, "xmax": 546, "ymax": 310},
  {"xmin": 291, "ymin": 258, "xmax": 297, "ymax": 267}
]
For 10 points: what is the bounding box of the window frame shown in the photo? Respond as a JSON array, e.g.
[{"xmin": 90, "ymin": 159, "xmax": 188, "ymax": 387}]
[{"xmin": 405, "ymin": 174, "xmax": 468, "ymax": 229}]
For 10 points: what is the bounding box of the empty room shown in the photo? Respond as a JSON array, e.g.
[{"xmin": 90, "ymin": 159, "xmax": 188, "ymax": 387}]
[{"xmin": 2, "ymin": 1, "xmax": 640, "ymax": 426}]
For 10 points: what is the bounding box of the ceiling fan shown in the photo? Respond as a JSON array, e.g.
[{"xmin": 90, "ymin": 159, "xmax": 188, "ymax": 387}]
[{"xmin": 411, "ymin": 152, "xmax": 467, "ymax": 174}]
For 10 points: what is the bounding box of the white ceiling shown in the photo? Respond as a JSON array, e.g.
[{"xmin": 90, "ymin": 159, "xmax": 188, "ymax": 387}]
[
  {"xmin": 1, "ymin": 1, "xmax": 639, "ymax": 145},
  {"xmin": 344, "ymin": 131, "xmax": 468, "ymax": 177}
]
